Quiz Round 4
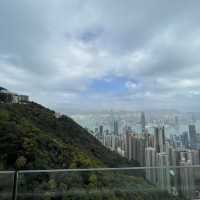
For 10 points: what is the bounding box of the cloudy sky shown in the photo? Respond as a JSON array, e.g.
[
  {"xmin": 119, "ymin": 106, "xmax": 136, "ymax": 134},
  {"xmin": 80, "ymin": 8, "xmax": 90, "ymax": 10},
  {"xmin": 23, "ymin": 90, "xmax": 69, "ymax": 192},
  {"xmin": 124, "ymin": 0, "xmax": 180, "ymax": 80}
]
[{"xmin": 1, "ymin": 0, "xmax": 200, "ymax": 113}]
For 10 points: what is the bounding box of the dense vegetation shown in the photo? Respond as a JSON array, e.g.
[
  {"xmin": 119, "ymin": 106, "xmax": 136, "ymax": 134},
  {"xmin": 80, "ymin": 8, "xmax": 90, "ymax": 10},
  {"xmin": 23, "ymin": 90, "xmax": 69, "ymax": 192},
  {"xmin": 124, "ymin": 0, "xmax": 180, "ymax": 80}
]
[
  {"xmin": 0, "ymin": 102, "xmax": 137, "ymax": 170},
  {"xmin": 0, "ymin": 102, "xmax": 185, "ymax": 200}
]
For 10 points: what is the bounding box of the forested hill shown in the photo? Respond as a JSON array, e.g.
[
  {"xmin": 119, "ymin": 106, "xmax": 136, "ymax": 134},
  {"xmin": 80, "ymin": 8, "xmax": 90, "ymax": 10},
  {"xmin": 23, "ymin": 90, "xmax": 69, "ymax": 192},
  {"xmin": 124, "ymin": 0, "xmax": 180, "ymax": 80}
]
[{"xmin": 0, "ymin": 102, "xmax": 137, "ymax": 170}]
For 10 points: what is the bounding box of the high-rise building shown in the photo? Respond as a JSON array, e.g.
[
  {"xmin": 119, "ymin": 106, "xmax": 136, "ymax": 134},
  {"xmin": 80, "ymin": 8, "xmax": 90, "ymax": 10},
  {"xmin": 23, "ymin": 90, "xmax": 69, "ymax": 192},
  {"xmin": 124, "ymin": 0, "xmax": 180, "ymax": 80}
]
[
  {"xmin": 99, "ymin": 125, "xmax": 103, "ymax": 137},
  {"xmin": 154, "ymin": 127, "xmax": 166, "ymax": 153},
  {"xmin": 133, "ymin": 135, "xmax": 145, "ymax": 166},
  {"xmin": 125, "ymin": 133, "xmax": 145, "ymax": 166},
  {"xmin": 181, "ymin": 132, "xmax": 189, "ymax": 149},
  {"xmin": 171, "ymin": 149, "xmax": 195, "ymax": 198},
  {"xmin": 125, "ymin": 132, "xmax": 132, "ymax": 160},
  {"xmin": 145, "ymin": 147, "xmax": 157, "ymax": 184},
  {"xmin": 167, "ymin": 146, "xmax": 176, "ymax": 166},
  {"xmin": 191, "ymin": 149, "xmax": 200, "ymax": 165},
  {"xmin": 157, "ymin": 153, "xmax": 170, "ymax": 192},
  {"xmin": 114, "ymin": 120, "xmax": 119, "ymax": 135},
  {"xmin": 179, "ymin": 158, "xmax": 194, "ymax": 199},
  {"xmin": 189, "ymin": 125, "xmax": 197, "ymax": 149},
  {"xmin": 174, "ymin": 116, "xmax": 179, "ymax": 131},
  {"xmin": 116, "ymin": 134, "xmax": 126, "ymax": 157},
  {"xmin": 94, "ymin": 128, "xmax": 98, "ymax": 134},
  {"xmin": 105, "ymin": 134, "xmax": 116, "ymax": 151},
  {"xmin": 141, "ymin": 112, "xmax": 146, "ymax": 134}
]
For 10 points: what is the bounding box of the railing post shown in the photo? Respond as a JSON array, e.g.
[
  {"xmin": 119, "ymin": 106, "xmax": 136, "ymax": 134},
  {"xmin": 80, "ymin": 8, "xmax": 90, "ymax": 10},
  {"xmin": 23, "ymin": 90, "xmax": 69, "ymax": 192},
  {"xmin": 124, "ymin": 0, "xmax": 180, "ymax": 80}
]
[{"xmin": 12, "ymin": 171, "xmax": 18, "ymax": 200}]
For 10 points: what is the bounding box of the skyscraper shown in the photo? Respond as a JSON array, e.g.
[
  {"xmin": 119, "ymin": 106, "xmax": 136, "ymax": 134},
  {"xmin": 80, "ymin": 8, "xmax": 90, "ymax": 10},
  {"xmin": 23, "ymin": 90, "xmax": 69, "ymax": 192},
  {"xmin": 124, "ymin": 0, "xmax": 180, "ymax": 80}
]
[
  {"xmin": 125, "ymin": 133, "xmax": 145, "ymax": 166},
  {"xmin": 154, "ymin": 127, "xmax": 166, "ymax": 153},
  {"xmin": 181, "ymin": 132, "xmax": 189, "ymax": 149},
  {"xmin": 125, "ymin": 132, "xmax": 132, "ymax": 160},
  {"xmin": 179, "ymin": 158, "xmax": 194, "ymax": 199},
  {"xmin": 190, "ymin": 149, "xmax": 200, "ymax": 165},
  {"xmin": 189, "ymin": 125, "xmax": 197, "ymax": 149},
  {"xmin": 114, "ymin": 120, "xmax": 119, "ymax": 135},
  {"xmin": 157, "ymin": 153, "xmax": 170, "ymax": 192},
  {"xmin": 99, "ymin": 125, "xmax": 103, "ymax": 137},
  {"xmin": 141, "ymin": 112, "xmax": 146, "ymax": 134},
  {"xmin": 132, "ymin": 135, "xmax": 145, "ymax": 166},
  {"xmin": 145, "ymin": 147, "xmax": 157, "ymax": 184},
  {"xmin": 175, "ymin": 116, "xmax": 179, "ymax": 131}
]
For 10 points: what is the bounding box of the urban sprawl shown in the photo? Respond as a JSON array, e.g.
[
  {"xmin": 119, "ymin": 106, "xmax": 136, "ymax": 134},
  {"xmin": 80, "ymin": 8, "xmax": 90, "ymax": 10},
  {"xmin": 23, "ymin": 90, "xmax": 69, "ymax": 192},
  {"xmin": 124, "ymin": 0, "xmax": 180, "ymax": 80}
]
[{"xmin": 85, "ymin": 112, "xmax": 200, "ymax": 199}]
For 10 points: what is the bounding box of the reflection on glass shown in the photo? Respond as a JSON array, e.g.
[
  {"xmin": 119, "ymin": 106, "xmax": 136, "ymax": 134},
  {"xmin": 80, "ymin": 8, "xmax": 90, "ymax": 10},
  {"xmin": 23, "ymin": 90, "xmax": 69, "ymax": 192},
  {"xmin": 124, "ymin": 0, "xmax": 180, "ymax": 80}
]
[
  {"xmin": 0, "ymin": 172, "xmax": 14, "ymax": 200},
  {"xmin": 0, "ymin": 166, "xmax": 196, "ymax": 200}
]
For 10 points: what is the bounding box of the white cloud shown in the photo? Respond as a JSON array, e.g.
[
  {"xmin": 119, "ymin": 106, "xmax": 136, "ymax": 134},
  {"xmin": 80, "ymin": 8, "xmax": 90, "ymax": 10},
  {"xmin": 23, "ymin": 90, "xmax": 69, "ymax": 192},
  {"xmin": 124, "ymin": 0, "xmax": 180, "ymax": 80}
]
[
  {"xmin": 125, "ymin": 81, "xmax": 137, "ymax": 90},
  {"xmin": 189, "ymin": 90, "xmax": 200, "ymax": 96},
  {"xmin": 1, "ymin": 0, "xmax": 200, "ymax": 112}
]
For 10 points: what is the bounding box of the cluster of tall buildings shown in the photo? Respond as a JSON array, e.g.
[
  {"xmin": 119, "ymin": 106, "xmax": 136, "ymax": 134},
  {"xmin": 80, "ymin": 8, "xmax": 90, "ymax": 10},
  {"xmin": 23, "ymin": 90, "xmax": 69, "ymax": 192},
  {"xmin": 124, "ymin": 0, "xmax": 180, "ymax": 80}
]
[
  {"xmin": 94, "ymin": 121, "xmax": 126, "ymax": 155},
  {"xmin": 125, "ymin": 132, "xmax": 145, "ymax": 166},
  {"xmin": 145, "ymin": 127, "xmax": 198, "ymax": 199},
  {"xmin": 93, "ymin": 112, "xmax": 200, "ymax": 199}
]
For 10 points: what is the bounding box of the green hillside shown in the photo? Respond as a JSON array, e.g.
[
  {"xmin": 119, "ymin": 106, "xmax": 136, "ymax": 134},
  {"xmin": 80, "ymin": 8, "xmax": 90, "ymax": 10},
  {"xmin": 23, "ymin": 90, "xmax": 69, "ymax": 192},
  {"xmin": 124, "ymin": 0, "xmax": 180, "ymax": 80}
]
[{"xmin": 0, "ymin": 102, "xmax": 138, "ymax": 170}]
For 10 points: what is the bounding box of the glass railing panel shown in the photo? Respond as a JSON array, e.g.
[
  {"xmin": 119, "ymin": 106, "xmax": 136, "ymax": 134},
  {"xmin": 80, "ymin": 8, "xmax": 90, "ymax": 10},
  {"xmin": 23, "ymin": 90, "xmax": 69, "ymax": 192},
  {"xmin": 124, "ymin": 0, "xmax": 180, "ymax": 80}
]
[
  {"xmin": 15, "ymin": 167, "xmax": 199, "ymax": 200},
  {"xmin": 0, "ymin": 171, "xmax": 15, "ymax": 200},
  {"xmin": 17, "ymin": 169, "xmax": 152, "ymax": 200}
]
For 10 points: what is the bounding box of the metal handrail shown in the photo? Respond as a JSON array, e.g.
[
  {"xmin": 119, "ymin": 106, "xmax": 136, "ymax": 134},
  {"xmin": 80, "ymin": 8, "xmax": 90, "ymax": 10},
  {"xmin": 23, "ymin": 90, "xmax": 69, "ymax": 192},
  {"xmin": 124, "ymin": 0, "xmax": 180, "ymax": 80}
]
[
  {"xmin": 18, "ymin": 165, "xmax": 200, "ymax": 173},
  {"xmin": 0, "ymin": 170, "xmax": 15, "ymax": 174},
  {"xmin": 2, "ymin": 165, "xmax": 200, "ymax": 174}
]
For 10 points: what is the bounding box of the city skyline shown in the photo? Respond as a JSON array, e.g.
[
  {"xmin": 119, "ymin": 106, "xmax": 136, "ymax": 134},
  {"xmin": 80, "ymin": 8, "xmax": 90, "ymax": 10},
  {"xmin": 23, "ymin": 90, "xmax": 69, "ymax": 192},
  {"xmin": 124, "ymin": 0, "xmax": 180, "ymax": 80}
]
[
  {"xmin": 1, "ymin": 1, "xmax": 200, "ymax": 113},
  {"xmin": 92, "ymin": 112, "xmax": 200, "ymax": 198}
]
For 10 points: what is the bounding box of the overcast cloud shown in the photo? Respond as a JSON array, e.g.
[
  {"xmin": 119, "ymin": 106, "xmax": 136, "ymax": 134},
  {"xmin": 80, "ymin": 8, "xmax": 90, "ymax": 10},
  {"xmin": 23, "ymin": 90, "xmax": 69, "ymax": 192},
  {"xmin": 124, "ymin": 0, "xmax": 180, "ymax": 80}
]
[{"xmin": 1, "ymin": 0, "xmax": 200, "ymax": 113}]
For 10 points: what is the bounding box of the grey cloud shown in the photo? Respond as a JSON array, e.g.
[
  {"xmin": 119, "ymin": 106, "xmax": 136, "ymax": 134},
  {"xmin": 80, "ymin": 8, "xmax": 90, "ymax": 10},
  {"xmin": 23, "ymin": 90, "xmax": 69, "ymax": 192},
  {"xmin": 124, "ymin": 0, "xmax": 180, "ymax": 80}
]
[{"xmin": 1, "ymin": 0, "xmax": 200, "ymax": 112}]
